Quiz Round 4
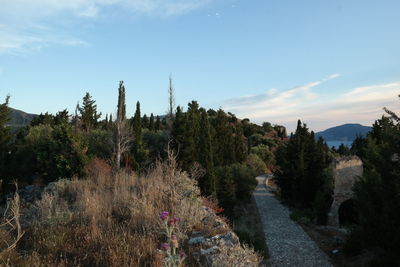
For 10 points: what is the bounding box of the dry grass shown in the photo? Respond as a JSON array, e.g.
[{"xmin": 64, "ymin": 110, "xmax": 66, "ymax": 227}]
[
  {"xmin": 0, "ymin": 185, "xmax": 24, "ymax": 266},
  {"xmin": 1, "ymin": 155, "xmax": 205, "ymax": 266},
  {"xmin": 1, "ymin": 155, "xmax": 261, "ymax": 266}
]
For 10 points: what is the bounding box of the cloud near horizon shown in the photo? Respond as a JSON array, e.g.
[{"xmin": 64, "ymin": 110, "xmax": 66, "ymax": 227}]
[
  {"xmin": 0, "ymin": 0, "xmax": 211, "ymax": 54},
  {"xmin": 223, "ymin": 75, "xmax": 400, "ymax": 133}
]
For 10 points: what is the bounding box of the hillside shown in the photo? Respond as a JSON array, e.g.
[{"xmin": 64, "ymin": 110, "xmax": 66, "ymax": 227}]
[
  {"xmin": 315, "ymin": 123, "xmax": 371, "ymax": 142},
  {"xmin": 6, "ymin": 107, "xmax": 37, "ymax": 128}
]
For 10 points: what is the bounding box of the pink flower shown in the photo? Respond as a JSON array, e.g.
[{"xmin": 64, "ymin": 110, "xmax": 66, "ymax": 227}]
[
  {"xmin": 160, "ymin": 211, "xmax": 169, "ymax": 220},
  {"xmin": 161, "ymin": 243, "xmax": 169, "ymax": 250},
  {"xmin": 169, "ymin": 216, "xmax": 180, "ymax": 225}
]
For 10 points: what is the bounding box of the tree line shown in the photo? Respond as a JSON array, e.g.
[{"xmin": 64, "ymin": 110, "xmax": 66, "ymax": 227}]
[{"xmin": 0, "ymin": 80, "xmax": 287, "ymax": 216}]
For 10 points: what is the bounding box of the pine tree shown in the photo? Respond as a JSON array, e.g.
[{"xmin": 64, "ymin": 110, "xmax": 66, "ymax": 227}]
[{"xmin": 78, "ymin": 92, "xmax": 101, "ymax": 132}]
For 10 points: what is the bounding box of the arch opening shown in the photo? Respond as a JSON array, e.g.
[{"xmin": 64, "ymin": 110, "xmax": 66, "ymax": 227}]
[{"xmin": 338, "ymin": 199, "xmax": 357, "ymax": 226}]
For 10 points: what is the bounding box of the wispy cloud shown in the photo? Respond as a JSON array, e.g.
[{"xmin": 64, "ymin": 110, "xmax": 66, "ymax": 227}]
[
  {"xmin": 224, "ymin": 75, "xmax": 400, "ymax": 132},
  {"xmin": 0, "ymin": 0, "xmax": 211, "ymax": 54}
]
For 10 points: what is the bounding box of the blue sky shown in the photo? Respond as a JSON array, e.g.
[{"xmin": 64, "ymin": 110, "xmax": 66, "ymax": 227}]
[{"xmin": 0, "ymin": 0, "xmax": 399, "ymax": 132}]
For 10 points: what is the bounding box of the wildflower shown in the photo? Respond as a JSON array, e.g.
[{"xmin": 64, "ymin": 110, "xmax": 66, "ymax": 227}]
[
  {"xmin": 169, "ymin": 216, "xmax": 180, "ymax": 225},
  {"xmin": 160, "ymin": 211, "xmax": 169, "ymax": 220},
  {"xmin": 171, "ymin": 235, "xmax": 179, "ymax": 248},
  {"xmin": 161, "ymin": 243, "xmax": 169, "ymax": 250}
]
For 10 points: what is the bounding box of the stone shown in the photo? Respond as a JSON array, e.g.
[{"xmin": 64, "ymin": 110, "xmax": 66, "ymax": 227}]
[
  {"xmin": 328, "ymin": 156, "xmax": 363, "ymax": 227},
  {"xmin": 188, "ymin": 236, "xmax": 206, "ymax": 245}
]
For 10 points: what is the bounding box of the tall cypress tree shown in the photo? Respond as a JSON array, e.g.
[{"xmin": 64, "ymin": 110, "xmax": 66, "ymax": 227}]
[
  {"xmin": 155, "ymin": 116, "xmax": 161, "ymax": 131},
  {"xmin": 198, "ymin": 108, "xmax": 216, "ymax": 196},
  {"xmin": 133, "ymin": 101, "xmax": 142, "ymax": 144},
  {"xmin": 115, "ymin": 81, "xmax": 129, "ymax": 168},
  {"xmin": 213, "ymin": 109, "xmax": 235, "ymax": 166},
  {"xmin": 149, "ymin": 113, "xmax": 155, "ymax": 131},
  {"xmin": 171, "ymin": 106, "xmax": 186, "ymax": 156},
  {"xmin": 234, "ymin": 125, "xmax": 247, "ymax": 163},
  {"xmin": 181, "ymin": 101, "xmax": 200, "ymax": 170},
  {"xmin": 142, "ymin": 114, "xmax": 149, "ymax": 129},
  {"xmin": 131, "ymin": 101, "xmax": 147, "ymax": 170}
]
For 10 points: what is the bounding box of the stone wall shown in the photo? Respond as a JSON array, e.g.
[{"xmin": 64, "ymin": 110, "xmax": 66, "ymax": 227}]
[{"xmin": 328, "ymin": 156, "xmax": 363, "ymax": 227}]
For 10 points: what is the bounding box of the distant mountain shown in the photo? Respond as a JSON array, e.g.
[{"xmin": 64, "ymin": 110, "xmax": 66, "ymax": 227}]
[
  {"xmin": 315, "ymin": 123, "xmax": 371, "ymax": 142},
  {"xmin": 6, "ymin": 107, "xmax": 38, "ymax": 128}
]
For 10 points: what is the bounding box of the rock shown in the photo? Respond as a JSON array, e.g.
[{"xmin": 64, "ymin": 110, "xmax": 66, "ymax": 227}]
[
  {"xmin": 205, "ymin": 232, "xmax": 239, "ymax": 247},
  {"xmin": 200, "ymin": 246, "xmax": 219, "ymax": 255},
  {"xmin": 188, "ymin": 236, "xmax": 206, "ymax": 245}
]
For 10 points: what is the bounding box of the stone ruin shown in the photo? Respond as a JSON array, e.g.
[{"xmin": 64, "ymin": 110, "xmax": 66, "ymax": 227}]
[{"xmin": 328, "ymin": 156, "xmax": 363, "ymax": 227}]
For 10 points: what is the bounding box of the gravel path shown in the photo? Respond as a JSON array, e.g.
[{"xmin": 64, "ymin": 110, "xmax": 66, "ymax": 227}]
[{"xmin": 254, "ymin": 176, "xmax": 333, "ymax": 267}]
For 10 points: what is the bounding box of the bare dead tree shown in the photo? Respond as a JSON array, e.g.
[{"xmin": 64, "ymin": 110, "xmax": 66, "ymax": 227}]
[
  {"xmin": 113, "ymin": 81, "xmax": 133, "ymax": 169},
  {"xmin": 114, "ymin": 119, "xmax": 133, "ymax": 169},
  {"xmin": 167, "ymin": 75, "xmax": 176, "ymax": 131}
]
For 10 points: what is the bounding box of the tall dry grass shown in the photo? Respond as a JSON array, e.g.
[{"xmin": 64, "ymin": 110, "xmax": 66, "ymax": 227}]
[
  {"xmin": 3, "ymin": 154, "xmax": 205, "ymax": 266},
  {"xmin": 1, "ymin": 153, "xmax": 262, "ymax": 266}
]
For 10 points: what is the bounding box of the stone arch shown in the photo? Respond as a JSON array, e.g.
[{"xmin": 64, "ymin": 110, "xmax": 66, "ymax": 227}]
[{"xmin": 328, "ymin": 156, "xmax": 363, "ymax": 227}]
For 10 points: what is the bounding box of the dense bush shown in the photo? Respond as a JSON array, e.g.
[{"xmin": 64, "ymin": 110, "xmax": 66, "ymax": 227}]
[{"xmin": 216, "ymin": 163, "xmax": 257, "ymax": 215}]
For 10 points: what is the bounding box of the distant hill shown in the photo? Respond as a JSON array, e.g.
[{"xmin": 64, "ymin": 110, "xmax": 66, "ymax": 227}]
[
  {"xmin": 315, "ymin": 123, "xmax": 371, "ymax": 142},
  {"xmin": 6, "ymin": 107, "xmax": 38, "ymax": 128}
]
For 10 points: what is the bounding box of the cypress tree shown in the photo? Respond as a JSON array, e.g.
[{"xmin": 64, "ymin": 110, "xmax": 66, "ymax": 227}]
[
  {"xmin": 198, "ymin": 108, "xmax": 216, "ymax": 196},
  {"xmin": 115, "ymin": 81, "xmax": 129, "ymax": 168},
  {"xmin": 171, "ymin": 106, "xmax": 186, "ymax": 155},
  {"xmin": 213, "ymin": 109, "xmax": 235, "ymax": 166},
  {"xmin": 149, "ymin": 113, "xmax": 155, "ymax": 131},
  {"xmin": 133, "ymin": 101, "xmax": 142, "ymax": 144},
  {"xmin": 181, "ymin": 101, "xmax": 200, "ymax": 170},
  {"xmin": 142, "ymin": 114, "xmax": 149, "ymax": 129},
  {"xmin": 234, "ymin": 125, "xmax": 247, "ymax": 163},
  {"xmin": 155, "ymin": 116, "xmax": 161, "ymax": 131},
  {"xmin": 132, "ymin": 101, "xmax": 147, "ymax": 170},
  {"xmin": 117, "ymin": 81, "xmax": 126, "ymax": 122}
]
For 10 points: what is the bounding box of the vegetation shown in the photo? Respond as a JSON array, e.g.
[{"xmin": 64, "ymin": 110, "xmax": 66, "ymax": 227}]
[
  {"xmin": 0, "ymin": 79, "xmax": 288, "ymax": 265},
  {"xmin": 274, "ymin": 120, "xmax": 332, "ymax": 224},
  {"xmin": 344, "ymin": 96, "xmax": 400, "ymax": 265}
]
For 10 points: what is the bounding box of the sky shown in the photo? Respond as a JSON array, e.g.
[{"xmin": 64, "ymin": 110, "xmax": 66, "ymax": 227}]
[{"xmin": 0, "ymin": 0, "xmax": 399, "ymax": 132}]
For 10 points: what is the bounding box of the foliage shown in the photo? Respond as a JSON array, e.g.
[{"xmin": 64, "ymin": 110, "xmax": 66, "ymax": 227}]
[
  {"xmin": 347, "ymin": 96, "xmax": 400, "ymax": 264},
  {"xmin": 274, "ymin": 120, "xmax": 332, "ymax": 219},
  {"xmin": 78, "ymin": 92, "xmax": 101, "ymax": 132},
  {"xmin": 245, "ymin": 154, "xmax": 267, "ymax": 175},
  {"xmin": 216, "ymin": 163, "xmax": 257, "ymax": 215}
]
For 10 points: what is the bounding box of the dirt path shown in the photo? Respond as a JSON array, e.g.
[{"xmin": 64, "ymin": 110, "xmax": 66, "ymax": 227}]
[{"xmin": 253, "ymin": 176, "xmax": 333, "ymax": 267}]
